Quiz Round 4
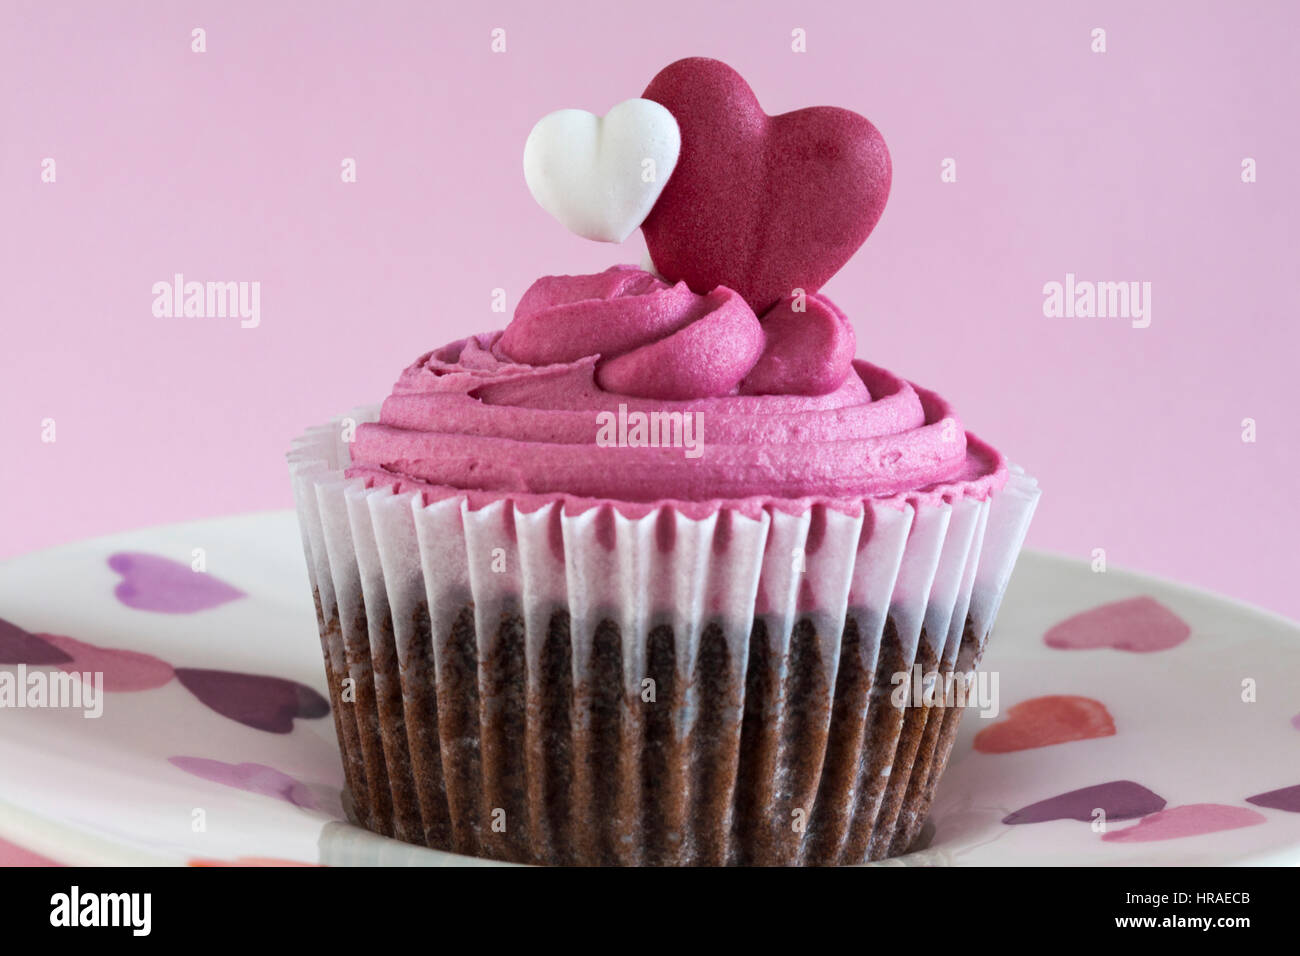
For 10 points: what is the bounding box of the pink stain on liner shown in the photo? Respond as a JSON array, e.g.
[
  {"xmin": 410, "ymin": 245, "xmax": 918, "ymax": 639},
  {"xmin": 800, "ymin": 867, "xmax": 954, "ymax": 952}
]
[{"xmin": 1101, "ymin": 804, "xmax": 1265, "ymax": 843}]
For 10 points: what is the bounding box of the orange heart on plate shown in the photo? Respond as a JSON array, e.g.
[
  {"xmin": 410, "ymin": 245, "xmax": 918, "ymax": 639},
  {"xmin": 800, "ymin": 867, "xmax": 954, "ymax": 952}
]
[{"xmin": 974, "ymin": 695, "xmax": 1116, "ymax": 754}]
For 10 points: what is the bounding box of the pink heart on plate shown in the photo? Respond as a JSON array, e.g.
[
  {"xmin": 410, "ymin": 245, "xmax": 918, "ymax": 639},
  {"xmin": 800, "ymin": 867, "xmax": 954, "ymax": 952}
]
[
  {"xmin": 1045, "ymin": 596, "xmax": 1190, "ymax": 653},
  {"xmin": 1101, "ymin": 804, "xmax": 1265, "ymax": 843},
  {"xmin": 40, "ymin": 633, "xmax": 175, "ymax": 692},
  {"xmin": 108, "ymin": 552, "xmax": 245, "ymax": 614},
  {"xmin": 642, "ymin": 58, "xmax": 891, "ymax": 315}
]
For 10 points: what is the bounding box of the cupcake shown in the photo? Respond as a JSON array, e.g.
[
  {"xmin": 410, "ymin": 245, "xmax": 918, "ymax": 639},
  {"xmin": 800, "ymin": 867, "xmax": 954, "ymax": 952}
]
[{"xmin": 289, "ymin": 57, "xmax": 1039, "ymax": 865}]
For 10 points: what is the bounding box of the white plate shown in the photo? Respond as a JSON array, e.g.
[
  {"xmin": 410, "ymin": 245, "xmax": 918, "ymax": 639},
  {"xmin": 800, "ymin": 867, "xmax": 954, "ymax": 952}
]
[{"xmin": 0, "ymin": 512, "xmax": 1297, "ymax": 866}]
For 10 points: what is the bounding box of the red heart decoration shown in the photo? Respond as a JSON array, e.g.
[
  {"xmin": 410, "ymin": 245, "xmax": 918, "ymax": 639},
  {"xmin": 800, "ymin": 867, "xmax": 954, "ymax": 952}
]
[{"xmin": 642, "ymin": 58, "xmax": 891, "ymax": 315}]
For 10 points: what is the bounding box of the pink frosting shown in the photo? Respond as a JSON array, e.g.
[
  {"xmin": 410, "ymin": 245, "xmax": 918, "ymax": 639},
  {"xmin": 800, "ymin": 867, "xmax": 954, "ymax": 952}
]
[
  {"xmin": 596, "ymin": 287, "xmax": 763, "ymax": 399},
  {"xmin": 499, "ymin": 265, "xmax": 874, "ymax": 402},
  {"xmin": 500, "ymin": 265, "xmax": 765, "ymax": 399},
  {"xmin": 741, "ymin": 292, "xmax": 856, "ymax": 396},
  {"xmin": 499, "ymin": 266, "xmax": 700, "ymax": 367},
  {"xmin": 345, "ymin": 322, "xmax": 1007, "ymax": 517}
]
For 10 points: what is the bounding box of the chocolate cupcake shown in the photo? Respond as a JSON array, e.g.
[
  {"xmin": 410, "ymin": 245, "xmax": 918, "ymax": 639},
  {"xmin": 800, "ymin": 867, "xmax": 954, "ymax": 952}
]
[{"xmin": 289, "ymin": 57, "xmax": 1039, "ymax": 865}]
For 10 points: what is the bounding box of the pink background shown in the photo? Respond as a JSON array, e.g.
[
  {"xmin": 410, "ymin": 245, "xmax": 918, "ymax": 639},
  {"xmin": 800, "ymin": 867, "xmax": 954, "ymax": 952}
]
[{"xmin": 3, "ymin": 2, "xmax": 1298, "ymax": 617}]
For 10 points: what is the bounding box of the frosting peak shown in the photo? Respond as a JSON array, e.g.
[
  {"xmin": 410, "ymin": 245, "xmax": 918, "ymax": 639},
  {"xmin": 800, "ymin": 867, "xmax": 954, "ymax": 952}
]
[
  {"xmin": 499, "ymin": 265, "xmax": 695, "ymax": 366},
  {"xmin": 498, "ymin": 265, "xmax": 860, "ymax": 400},
  {"xmin": 498, "ymin": 265, "xmax": 763, "ymax": 399}
]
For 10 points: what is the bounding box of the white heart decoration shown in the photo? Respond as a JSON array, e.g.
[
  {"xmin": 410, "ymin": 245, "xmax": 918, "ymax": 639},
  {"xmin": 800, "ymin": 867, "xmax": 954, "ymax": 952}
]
[{"xmin": 523, "ymin": 98, "xmax": 681, "ymax": 243}]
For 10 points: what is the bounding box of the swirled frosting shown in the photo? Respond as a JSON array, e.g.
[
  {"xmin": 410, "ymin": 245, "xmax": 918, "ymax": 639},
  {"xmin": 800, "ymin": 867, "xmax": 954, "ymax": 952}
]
[
  {"xmin": 346, "ymin": 267, "xmax": 1007, "ymax": 516},
  {"xmin": 500, "ymin": 265, "xmax": 765, "ymax": 400}
]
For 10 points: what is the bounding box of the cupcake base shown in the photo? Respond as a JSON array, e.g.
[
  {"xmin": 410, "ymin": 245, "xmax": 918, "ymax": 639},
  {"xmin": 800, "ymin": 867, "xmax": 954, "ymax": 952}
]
[
  {"xmin": 315, "ymin": 587, "xmax": 995, "ymax": 866},
  {"xmin": 290, "ymin": 410, "xmax": 1040, "ymax": 866}
]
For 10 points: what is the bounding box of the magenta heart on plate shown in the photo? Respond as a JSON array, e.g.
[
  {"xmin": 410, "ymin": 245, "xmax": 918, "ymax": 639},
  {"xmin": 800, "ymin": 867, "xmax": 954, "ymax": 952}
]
[{"xmin": 641, "ymin": 57, "xmax": 891, "ymax": 315}]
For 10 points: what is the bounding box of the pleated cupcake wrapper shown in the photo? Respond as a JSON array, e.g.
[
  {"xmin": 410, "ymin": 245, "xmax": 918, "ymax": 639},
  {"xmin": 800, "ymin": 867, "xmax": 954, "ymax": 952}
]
[{"xmin": 288, "ymin": 408, "xmax": 1040, "ymax": 865}]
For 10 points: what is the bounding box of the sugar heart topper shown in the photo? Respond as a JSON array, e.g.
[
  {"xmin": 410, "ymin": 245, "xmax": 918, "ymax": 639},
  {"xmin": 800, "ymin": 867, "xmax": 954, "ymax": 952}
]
[
  {"xmin": 524, "ymin": 98, "xmax": 681, "ymax": 243},
  {"xmin": 641, "ymin": 58, "xmax": 891, "ymax": 314}
]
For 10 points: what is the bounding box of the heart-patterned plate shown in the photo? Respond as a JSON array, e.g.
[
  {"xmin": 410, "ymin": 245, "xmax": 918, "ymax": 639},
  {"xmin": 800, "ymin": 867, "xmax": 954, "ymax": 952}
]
[{"xmin": 0, "ymin": 514, "xmax": 1298, "ymax": 866}]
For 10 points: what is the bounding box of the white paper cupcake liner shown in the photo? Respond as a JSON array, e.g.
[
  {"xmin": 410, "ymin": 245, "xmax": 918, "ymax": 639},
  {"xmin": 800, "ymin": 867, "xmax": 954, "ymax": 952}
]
[{"xmin": 288, "ymin": 408, "xmax": 1040, "ymax": 864}]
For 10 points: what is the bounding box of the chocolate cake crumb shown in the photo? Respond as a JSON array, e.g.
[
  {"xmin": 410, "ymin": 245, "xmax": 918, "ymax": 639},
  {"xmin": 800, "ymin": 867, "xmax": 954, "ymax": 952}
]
[
  {"xmin": 804, "ymin": 614, "xmax": 871, "ymax": 863},
  {"xmin": 529, "ymin": 609, "xmax": 574, "ymax": 863},
  {"xmin": 434, "ymin": 605, "xmax": 483, "ymax": 856},
  {"xmin": 868, "ymin": 636, "xmax": 938, "ymax": 859},
  {"xmin": 364, "ymin": 601, "xmax": 424, "ymax": 843},
  {"xmin": 688, "ymin": 623, "xmax": 743, "ymax": 866},
  {"xmin": 399, "ymin": 602, "xmax": 453, "ymax": 849},
  {"xmin": 312, "ymin": 593, "xmax": 991, "ymax": 865},
  {"xmin": 478, "ymin": 611, "xmax": 528, "ymax": 862},
  {"xmin": 641, "ymin": 624, "xmax": 681, "ymax": 865},
  {"xmin": 312, "ymin": 587, "xmax": 369, "ymax": 830},
  {"xmin": 341, "ymin": 592, "xmax": 394, "ymax": 837}
]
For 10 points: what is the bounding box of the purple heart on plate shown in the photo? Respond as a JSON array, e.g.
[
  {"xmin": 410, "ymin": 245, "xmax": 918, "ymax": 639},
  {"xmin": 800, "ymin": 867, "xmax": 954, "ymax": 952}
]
[
  {"xmin": 174, "ymin": 668, "xmax": 330, "ymax": 733},
  {"xmin": 107, "ymin": 552, "xmax": 245, "ymax": 614},
  {"xmin": 168, "ymin": 756, "xmax": 318, "ymax": 810},
  {"xmin": 1245, "ymin": 784, "xmax": 1300, "ymax": 813},
  {"xmin": 0, "ymin": 616, "xmax": 73, "ymax": 665},
  {"xmin": 1003, "ymin": 780, "xmax": 1167, "ymax": 825}
]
